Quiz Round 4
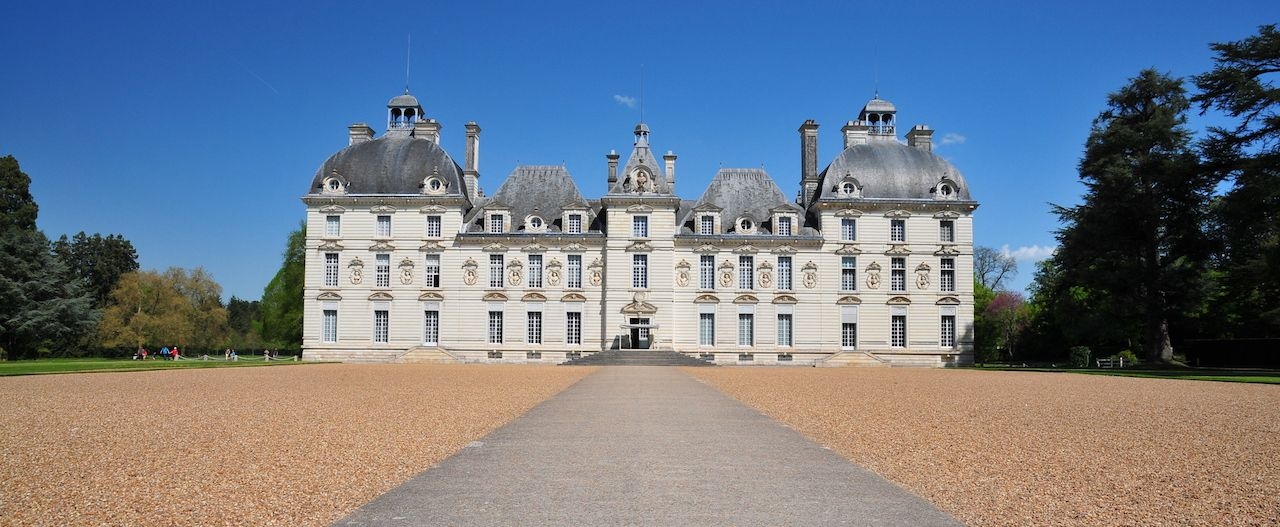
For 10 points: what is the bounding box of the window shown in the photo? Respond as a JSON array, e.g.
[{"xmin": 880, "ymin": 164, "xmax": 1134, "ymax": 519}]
[
  {"xmin": 567, "ymin": 214, "xmax": 583, "ymax": 234},
  {"xmin": 699, "ymin": 215, "xmax": 715, "ymax": 235},
  {"xmin": 528, "ymin": 216, "xmax": 544, "ymax": 230},
  {"xmin": 841, "ymin": 257, "xmax": 857, "ymax": 292},
  {"xmin": 489, "ymin": 214, "xmax": 504, "ymax": 234},
  {"xmin": 939, "ymin": 220, "xmax": 955, "ymax": 243},
  {"xmin": 841, "ymin": 218, "xmax": 856, "ymax": 241},
  {"xmin": 488, "ymin": 311, "xmax": 503, "ymax": 344},
  {"xmin": 890, "ymin": 219, "xmax": 906, "ymax": 242},
  {"xmin": 489, "ymin": 254, "xmax": 504, "ymax": 288},
  {"xmin": 426, "ymin": 215, "xmax": 442, "ymax": 238},
  {"xmin": 777, "ymin": 314, "xmax": 793, "ymax": 347},
  {"xmin": 738, "ymin": 314, "xmax": 754, "ymax": 346},
  {"xmin": 373, "ymin": 310, "xmax": 389, "ymax": 343},
  {"xmin": 423, "ymin": 254, "xmax": 440, "ymax": 287},
  {"xmin": 567, "ymin": 255, "xmax": 582, "ymax": 288},
  {"xmin": 376, "ymin": 215, "xmax": 391, "ymax": 237},
  {"xmin": 324, "ymin": 253, "xmax": 339, "ymax": 287},
  {"xmin": 423, "ymin": 310, "xmax": 439, "ymax": 345},
  {"xmin": 375, "ymin": 254, "xmax": 391, "ymax": 288},
  {"xmin": 632, "ymin": 254, "xmax": 648, "ymax": 288},
  {"xmin": 322, "ymin": 310, "xmax": 337, "ymax": 343},
  {"xmin": 940, "ymin": 258, "xmax": 955, "ymax": 292},
  {"xmin": 891, "ymin": 314, "xmax": 906, "ymax": 347},
  {"xmin": 941, "ymin": 315, "xmax": 956, "ymax": 348},
  {"xmin": 566, "ymin": 311, "xmax": 582, "ymax": 345},
  {"xmin": 738, "ymin": 256, "xmax": 753, "ymax": 290},
  {"xmin": 777, "ymin": 257, "xmax": 792, "ymax": 291},
  {"xmin": 528, "ymin": 255, "xmax": 543, "ymax": 288},
  {"xmin": 699, "ymin": 313, "xmax": 715, "ymax": 346},
  {"xmin": 632, "ymin": 215, "xmax": 649, "ymax": 238},
  {"xmin": 526, "ymin": 312, "xmax": 542, "ymax": 344},
  {"xmin": 700, "ymin": 255, "xmax": 715, "ymax": 289},
  {"xmin": 841, "ymin": 323, "xmax": 857, "ymax": 349},
  {"xmin": 891, "ymin": 257, "xmax": 906, "ymax": 292},
  {"xmin": 325, "ymin": 215, "xmax": 341, "ymax": 237},
  {"xmin": 777, "ymin": 216, "xmax": 792, "ymax": 236}
]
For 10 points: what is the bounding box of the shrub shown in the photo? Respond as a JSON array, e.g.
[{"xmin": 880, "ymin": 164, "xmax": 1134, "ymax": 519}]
[
  {"xmin": 1069, "ymin": 346, "xmax": 1091, "ymax": 368},
  {"xmin": 1117, "ymin": 349, "xmax": 1140, "ymax": 367}
]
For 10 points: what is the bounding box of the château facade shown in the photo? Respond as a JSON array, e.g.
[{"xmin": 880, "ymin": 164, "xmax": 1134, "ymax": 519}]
[{"xmin": 301, "ymin": 91, "xmax": 977, "ymax": 366}]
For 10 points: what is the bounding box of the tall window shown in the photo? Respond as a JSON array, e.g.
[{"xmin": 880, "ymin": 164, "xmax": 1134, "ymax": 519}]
[
  {"xmin": 632, "ymin": 215, "xmax": 649, "ymax": 237},
  {"xmin": 841, "ymin": 218, "xmax": 856, "ymax": 241},
  {"xmin": 567, "ymin": 214, "xmax": 583, "ymax": 234},
  {"xmin": 890, "ymin": 219, "xmax": 906, "ymax": 242},
  {"xmin": 891, "ymin": 314, "xmax": 906, "ymax": 347},
  {"xmin": 699, "ymin": 313, "xmax": 715, "ymax": 346},
  {"xmin": 777, "ymin": 257, "xmax": 792, "ymax": 291},
  {"xmin": 699, "ymin": 215, "xmax": 715, "ymax": 235},
  {"xmin": 939, "ymin": 220, "xmax": 955, "ymax": 243},
  {"xmin": 777, "ymin": 314, "xmax": 793, "ymax": 347},
  {"xmin": 376, "ymin": 215, "xmax": 391, "ymax": 237},
  {"xmin": 324, "ymin": 253, "xmax": 339, "ymax": 287},
  {"xmin": 567, "ymin": 255, "xmax": 582, "ymax": 288},
  {"xmin": 375, "ymin": 254, "xmax": 391, "ymax": 288},
  {"xmin": 738, "ymin": 256, "xmax": 753, "ymax": 290},
  {"xmin": 632, "ymin": 254, "xmax": 648, "ymax": 288},
  {"xmin": 528, "ymin": 255, "xmax": 543, "ymax": 288},
  {"xmin": 325, "ymin": 215, "xmax": 341, "ymax": 237},
  {"xmin": 487, "ymin": 311, "xmax": 503, "ymax": 343},
  {"xmin": 700, "ymin": 255, "xmax": 715, "ymax": 289},
  {"xmin": 566, "ymin": 311, "xmax": 582, "ymax": 345},
  {"xmin": 373, "ymin": 310, "xmax": 389, "ymax": 343},
  {"xmin": 322, "ymin": 310, "xmax": 337, "ymax": 343},
  {"xmin": 426, "ymin": 215, "xmax": 442, "ymax": 238},
  {"xmin": 526, "ymin": 312, "xmax": 542, "ymax": 344},
  {"xmin": 489, "ymin": 214, "xmax": 504, "ymax": 234},
  {"xmin": 423, "ymin": 310, "xmax": 439, "ymax": 345},
  {"xmin": 777, "ymin": 216, "xmax": 792, "ymax": 236},
  {"xmin": 841, "ymin": 323, "xmax": 857, "ymax": 349},
  {"xmin": 841, "ymin": 256, "xmax": 857, "ymax": 291},
  {"xmin": 940, "ymin": 258, "xmax": 955, "ymax": 292},
  {"xmin": 489, "ymin": 254, "xmax": 504, "ymax": 288},
  {"xmin": 423, "ymin": 254, "xmax": 440, "ymax": 287},
  {"xmin": 941, "ymin": 315, "xmax": 956, "ymax": 348},
  {"xmin": 891, "ymin": 257, "xmax": 906, "ymax": 292},
  {"xmin": 737, "ymin": 314, "xmax": 754, "ymax": 346}
]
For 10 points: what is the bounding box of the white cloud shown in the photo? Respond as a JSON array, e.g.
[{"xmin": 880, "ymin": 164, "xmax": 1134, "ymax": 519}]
[
  {"xmin": 939, "ymin": 132, "xmax": 966, "ymax": 146},
  {"xmin": 613, "ymin": 95, "xmax": 637, "ymax": 108},
  {"xmin": 1000, "ymin": 244, "xmax": 1056, "ymax": 262}
]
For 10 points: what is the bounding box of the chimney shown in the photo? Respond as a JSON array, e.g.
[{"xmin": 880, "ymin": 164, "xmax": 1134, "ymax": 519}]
[
  {"xmin": 607, "ymin": 150, "xmax": 620, "ymax": 186},
  {"xmin": 414, "ymin": 118, "xmax": 441, "ymax": 144},
  {"xmin": 799, "ymin": 120, "xmax": 820, "ymax": 209},
  {"xmin": 906, "ymin": 125, "xmax": 934, "ymax": 152},
  {"xmin": 663, "ymin": 150, "xmax": 677, "ymax": 191},
  {"xmin": 841, "ymin": 120, "xmax": 869, "ymax": 148},
  {"xmin": 464, "ymin": 122, "xmax": 482, "ymax": 202},
  {"xmin": 348, "ymin": 123, "xmax": 374, "ymax": 145}
]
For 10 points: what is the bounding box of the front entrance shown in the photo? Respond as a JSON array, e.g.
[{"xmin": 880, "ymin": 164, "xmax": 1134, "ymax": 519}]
[{"xmin": 628, "ymin": 317, "xmax": 651, "ymax": 349}]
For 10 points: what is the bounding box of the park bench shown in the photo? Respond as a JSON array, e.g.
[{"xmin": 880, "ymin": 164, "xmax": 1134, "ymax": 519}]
[{"xmin": 1095, "ymin": 357, "xmax": 1126, "ymax": 368}]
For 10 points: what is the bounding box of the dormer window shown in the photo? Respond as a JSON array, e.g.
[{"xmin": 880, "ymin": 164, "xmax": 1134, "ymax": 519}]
[
  {"xmin": 526, "ymin": 215, "xmax": 546, "ymax": 233},
  {"xmin": 736, "ymin": 217, "xmax": 756, "ymax": 235},
  {"xmin": 837, "ymin": 177, "xmax": 862, "ymax": 198},
  {"xmin": 776, "ymin": 216, "xmax": 792, "ymax": 237},
  {"xmin": 423, "ymin": 177, "xmax": 446, "ymax": 195},
  {"xmin": 489, "ymin": 214, "xmax": 505, "ymax": 234},
  {"xmin": 566, "ymin": 213, "xmax": 583, "ymax": 235},
  {"xmin": 322, "ymin": 176, "xmax": 346, "ymax": 195},
  {"xmin": 699, "ymin": 215, "xmax": 715, "ymax": 235},
  {"xmin": 935, "ymin": 179, "xmax": 959, "ymax": 200}
]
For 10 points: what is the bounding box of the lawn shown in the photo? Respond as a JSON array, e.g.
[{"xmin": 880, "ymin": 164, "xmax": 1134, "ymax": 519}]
[{"xmin": 0, "ymin": 356, "xmax": 313, "ymax": 376}]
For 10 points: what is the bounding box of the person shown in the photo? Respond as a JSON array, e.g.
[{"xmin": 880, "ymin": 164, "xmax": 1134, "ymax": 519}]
[
  {"xmin": 230, "ymin": 350, "xmax": 238, "ymax": 361},
  {"xmin": 224, "ymin": 348, "xmax": 230, "ymax": 360},
  {"xmin": 141, "ymin": 348, "xmax": 148, "ymax": 360},
  {"xmin": 160, "ymin": 346, "xmax": 170, "ymax": 360},
  {"xmin": 172, "ymin": 346, "xmax": 181, "ymax": 360}
]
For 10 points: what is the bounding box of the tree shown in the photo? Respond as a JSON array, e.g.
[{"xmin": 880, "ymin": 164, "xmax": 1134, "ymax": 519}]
[
  {"xmin": 1193, "ymin": 24, "xmax": 1280, "ymax": 336},
  {"xmin": 974, "ymin": 246, "xmax": 1018, "ymax": 290},
  {"xmin": 52, "ymin": 232, "xmax": 139, "ymax": 307},
  {"xmin": 98, "ymin": 267, "xmax": 229, "ymax": 352},
  {"xmin": 226, "ymin": 296, "xmax": 264, "ymax": 350},
  {"xmin": 0, "ymin": 155, "xmax": 38, "ymax": 231},
  {"xmin": 259, "ymin": 222, "xmax": 305, "ymax": 348},
  {"xmin": 1050, "ymin": 70, "xmax": 1211, "ymax": 362},
  {"xmin": 984, "ymin": 291, "xmax": 1030, "ymax": 361}
]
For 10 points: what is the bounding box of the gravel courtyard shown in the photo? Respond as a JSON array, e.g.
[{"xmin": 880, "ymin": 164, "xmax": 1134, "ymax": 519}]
[
  {"xmin": 687, "ymin": 367, "xmax": 1280, "ymax": 527},
  {"xmin": 0, "ymin": 364, "xmax": 595, "ymax": 526}
]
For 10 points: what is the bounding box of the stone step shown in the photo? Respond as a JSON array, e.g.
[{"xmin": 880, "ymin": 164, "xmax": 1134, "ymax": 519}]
[{"xmin": 562, "ymin": 349, "xmax": 714, "ymax": 367}]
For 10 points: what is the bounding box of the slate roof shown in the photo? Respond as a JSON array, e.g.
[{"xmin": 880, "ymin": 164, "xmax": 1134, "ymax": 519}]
[
  {"xmin": 683, "ymin": 168, "xmax": 801, "ymax": 233},
  {"xmin": 480, "ymin": 165, "xmax": 591, "ymax": 232},
  {"xmin": 608, "ymin": 123, "xmax": 673, "ymax": 195},
  {"xmin": 309, "ymin": 136, "xmax": 468, "ymax": 198},
  {"xmin": 816, "ymin": 141, "xmax": 971, "ymax": 202}
]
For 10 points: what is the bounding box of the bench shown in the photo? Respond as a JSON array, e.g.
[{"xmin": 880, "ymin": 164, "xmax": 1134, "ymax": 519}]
[{"xmin": 1095, "ymin": 357, "xmax": 1126, "ymax": 368}]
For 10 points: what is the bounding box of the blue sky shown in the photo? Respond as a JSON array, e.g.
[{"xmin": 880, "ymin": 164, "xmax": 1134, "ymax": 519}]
[{"xmin": 2, "ymin": 1, "xmax": 1275, "ymax": 301}]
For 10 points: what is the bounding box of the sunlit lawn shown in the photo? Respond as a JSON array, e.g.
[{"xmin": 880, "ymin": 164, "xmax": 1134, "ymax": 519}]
[{"xmin": 0, "ymin": 357, "xmax": 316, "ymax": 376}]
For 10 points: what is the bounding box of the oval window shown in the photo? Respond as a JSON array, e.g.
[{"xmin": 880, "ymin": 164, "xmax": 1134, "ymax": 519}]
[{"xmin": 529, "ymin": 216, "xmax": 544, "ymax": 229}]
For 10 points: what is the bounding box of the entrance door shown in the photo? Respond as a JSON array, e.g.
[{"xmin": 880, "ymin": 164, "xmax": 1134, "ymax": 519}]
[{"xmin": 629, "ymin": 317, "xmax": 650, "ymax": 349}]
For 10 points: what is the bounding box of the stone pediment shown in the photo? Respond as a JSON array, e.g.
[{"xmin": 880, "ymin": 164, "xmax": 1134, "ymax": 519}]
[
  {"xmin": 886, "ymin": 296, "xmax": 912, "ymax": 305},
  {"xmin": 884, "ymin": 209, "xmax": 912, "ymax": 218},
  {"xmin": 561, "ymin": 293, "xmax": 587, "ymax": 302},
  {"xmin": 621, "ymin": 301, "xmax": 657, "ymax": 314},
  {"xmin": 318, "ymin": 240, "xmax": 344, "ymax": 251},
  {"xmin": 370, "ymin": 205, "xmax": 397, "ymax": 214},
  {"xmin": 886, "ymin": 244, "xmax": 911, "ymax": 255},
  {"xmin": 936, "ymin": 296, "xmax": 961, "ymax": 305},
  {"xmin": 418, "ymin": 292, "xmax": 444, "ymax": 301},
  {"xmin": 694, "ymin": 244, "xmax": 719, "ymax": 254},
  {"xmin": 419, "ymin": 241, "xmax": 446, "ymax": 252},
  {"xmin": 316, "ymin": 291, "xmax": 343, "ymax": 301},
  {"xmin": 757, "ymin": 261, "xmax": 773, "ymax": 270},
  {"xmin": 836, "ymin": 295, "xmax": 862, "ymax": 305},
  {"xmin": 733, "ymin": 294, "xmax": 759, "ymax": 304},
  {"xmin": 562, "ymin": 242, "xmax": 588, "ymax": 252},
  {"xmin": 718, "ymin": 259, "xmax": 736, "ymax": 270},
  {"xmin": 692, "ymin": 203, "xmax": 723, "ymax": 212},
  {"xmin": 934, "ymin": 245, "xmax": 961, "ymax": 256},
  {"xmin": 319, "ymin": 205, "xmax": 346, "ymax": 214},
  {"xmin": 369, "ymin": 240, "xmax": 396, "ymax": 252},
  {"xmin": 835, "ymin": 208, "xmax": 864, "ymax": 218},
  {"xmin": 836, "ymin": 244, "xmax": 862, "ymax": 255},
  {"xmin": 771, "ymin": 245, "xmax": 796, "ymax": 255},
  {"xmin": 732, "ymin": 244, "xmax": 759, "ymax": 254},
  {"xmin": 483, "ymin": 243, "xmax": 508, "ymax": 252},
  {"xmin": 522, "ymin": 293, "xmax": 548, "ymax": 302},
  {"xmin": 368, "ymin": 291, "xmax": 395, "ymax": 301},
  {"xmin": 772, "ymin": 294, "xmax": 797, "ymax": 304},
  {"xmin": 694, "ymin": 294, "xmax": 720, "ymax": 303},
  {"xmin": 626, "ymin": 204, "xmax": 654, "ymax": 213},
  {"xmin": 482, "ymin": 292, "xmax": 508, "ymax": 301},
  {"xmin": 933, "ymin": 210, "xmax": 961, "ymax": 219},
  {"xmin": 521, "ymin": 243, "xmax": 548, "ymax": 253},
  {"xmin": 627, "ymin": 241, "xmax": 654, "ymax": 252}
]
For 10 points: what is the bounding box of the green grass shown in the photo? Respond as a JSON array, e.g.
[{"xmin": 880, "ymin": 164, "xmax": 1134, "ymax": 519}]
[
  {"xmin": 969, "ymin": 364, "xmax": 1280, "ymax": 384},
  {"xmin": 0, "ymin": 357, "xmax": 316, "ymax": 376}
]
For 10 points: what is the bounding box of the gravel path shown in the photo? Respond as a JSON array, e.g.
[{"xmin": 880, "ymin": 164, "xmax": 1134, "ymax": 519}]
[
  {"xmin": 686, "ymin": 367, "xmax": 1280, "ymax": 527},
  {"xmin": 0, "ymin": 364, "xmax": 594, "ymax": 526}
]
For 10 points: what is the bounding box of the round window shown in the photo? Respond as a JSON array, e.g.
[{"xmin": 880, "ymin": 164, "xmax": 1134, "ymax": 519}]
[
  {"xmin": 840, "ymin": 182, "xmax": 856, "ymax": 195},
  {"xmin": 327, "ymin": 179, "xmax": 341, "ymax": 191},
  {"xmin": 529, "ymin": 216, "xmax": 544, "ymax": 229}
]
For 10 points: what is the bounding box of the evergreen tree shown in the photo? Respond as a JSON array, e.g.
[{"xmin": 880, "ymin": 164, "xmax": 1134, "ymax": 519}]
[
  {"xmin": 0, "ymin": 156, "xmax": 38, "ymax": 231},
  {"xmin": 1050, "ymin": 70, "xmax": 1211, "ymax": 362},
  {"xmin": 258, "ymin": 222, "xmax": 305, "ymax": 348},
  {"xmin": 52, "ymin": 232, "xmax": 139, "ymax": 308}
]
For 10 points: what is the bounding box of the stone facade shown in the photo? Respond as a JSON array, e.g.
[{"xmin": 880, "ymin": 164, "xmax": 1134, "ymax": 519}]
[{"xmin": 301, "ymin": 92, "xmax": 977, "ymax": 366}]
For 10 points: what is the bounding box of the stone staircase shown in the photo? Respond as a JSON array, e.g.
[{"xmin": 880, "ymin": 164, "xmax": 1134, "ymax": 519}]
[
  {"xmin": 396, "ymin": 347, "xmax": 462, "ymax": 364},
  {"xmin": 561, "ymin": 348, "xmax": 714, "ymax": 367},
  {"xmin": 818, "ymin": 350, "xmax": 890, "ymax": 367}
]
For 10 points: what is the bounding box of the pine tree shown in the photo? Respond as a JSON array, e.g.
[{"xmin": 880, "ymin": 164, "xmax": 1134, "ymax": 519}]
[{"xmin": 258, "ymin": 222, "xmax": 305, "ymax": 348}]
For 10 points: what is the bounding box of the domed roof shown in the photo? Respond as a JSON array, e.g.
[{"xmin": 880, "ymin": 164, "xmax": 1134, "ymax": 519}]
[
  {"xmin": 861, "ymin": 96, "xmax": 896, "ymax": 114},
  {"xmin": 309, "ymin": 136, "xmax": 466, "ymax": 197},
  {"xmin": 388, "ymin": 93, "xmax": 421, "ymax": 108},
  {"xmin": 816, "ymin": 141, "xmax": 971, "ymax": 201}
]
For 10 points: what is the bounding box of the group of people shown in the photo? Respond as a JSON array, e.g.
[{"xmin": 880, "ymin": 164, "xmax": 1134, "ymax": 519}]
[{"xmin": 132, "ymin": 345, "xmax": 181, "ymax": 360}]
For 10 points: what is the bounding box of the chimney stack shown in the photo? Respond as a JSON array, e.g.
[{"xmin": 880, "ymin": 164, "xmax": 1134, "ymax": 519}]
[
  {"xmin": 906, "ymin": 125, "xmax": 934, "ymax": 152},
  {"xmin": 799, "ymin": 120, "xmax": 820, "ymax": 208},
  {"xmin": 464, "ymin": 122, "xmax": 482, "ymax": 202},
  {"xmin": 607, "ymin": 150, "xmax": 620, "ymax": 186},
  {"xmin": 841, "ymin": 120, "xmax": 869, "ymax": 148},
  {"xmin": 414, "ymin": 118, "xmax": 441, "ymax": 144},
  {"xmin": 348, "ymin": 123, "xmax": 374, "ymax": 145},
  {"xmin": 663, "ymin": 150, "xmax": 677, "ymax": 191}
]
